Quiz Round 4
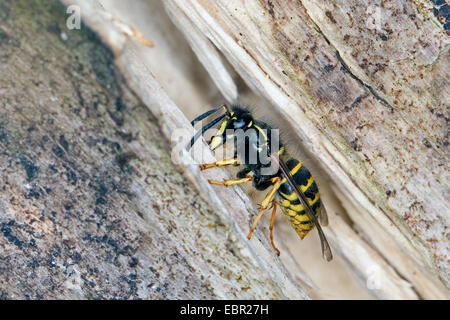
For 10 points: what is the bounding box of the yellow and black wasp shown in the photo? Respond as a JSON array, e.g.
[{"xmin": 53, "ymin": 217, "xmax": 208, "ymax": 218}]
[{"xmin": 187, "ymin": 104, "xmax": 332, "ymax": 261}]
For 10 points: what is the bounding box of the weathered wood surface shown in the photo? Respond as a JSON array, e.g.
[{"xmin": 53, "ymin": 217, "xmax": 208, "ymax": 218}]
[
  {"xmin": 162, "ymin": 0, "xmax": 449, "ymax": 295},
  {"xmin": 50, "ymin": 0, "xmax": 448, "ymax": 299},
  {"xmin": 0, "ymin": 0, "xmax": 312, "ymax": 299},
  {"xmin": 1, "ymin": 0, "xmax": 448, "ymax": 299}
]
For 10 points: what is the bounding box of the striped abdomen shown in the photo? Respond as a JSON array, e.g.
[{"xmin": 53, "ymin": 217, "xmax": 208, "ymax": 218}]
[{"xmin": 276, "ymin": 158, "xmax": 320, "ymax": 239}]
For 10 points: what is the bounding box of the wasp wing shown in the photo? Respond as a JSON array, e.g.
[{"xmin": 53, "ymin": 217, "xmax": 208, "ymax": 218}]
[
  {"xmin": 270, "ymin": 155, "xmax": 333, "ymax": 261},
  {"xmin": 319, "ymin": 202, "xmax": 329, "ymax": 227}
]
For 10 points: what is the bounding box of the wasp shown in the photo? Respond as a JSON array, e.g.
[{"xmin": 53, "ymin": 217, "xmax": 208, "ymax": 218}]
[{"xmin": 187, "ymin": 104, "xmax": 332, "ymax": 261}]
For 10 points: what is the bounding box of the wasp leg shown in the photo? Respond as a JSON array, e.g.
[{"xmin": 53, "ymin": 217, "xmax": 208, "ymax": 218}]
[
  {"xmin": 269, "ymin": 200, "xmax": 280, "ymax": 256},
  {"xmin": 247, "ymin": 177, "xmax": 281, "ymax": 240},
  {"xmin": 199, "ymin": 158, "xmax": 239, "ymax": 171},
  {"xmin": 253, "ymin": 175, "xmax": 280, "ymax": 191},
  {"xmin": 236, "ymin": 166, "xmax": 252, "ymax": 178},
  {"xmin": 265, "ymin": 177, "xmax": 280, "ymax": 184},
  {"xmin": 208, "ymin": 175, "xmax": 252, "ymax": 187}
]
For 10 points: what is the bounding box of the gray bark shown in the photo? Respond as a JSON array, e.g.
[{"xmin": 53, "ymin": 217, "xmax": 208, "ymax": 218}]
[{"xmin": 0, "ymin": 0, "xmax": 305, "ymax": 299}]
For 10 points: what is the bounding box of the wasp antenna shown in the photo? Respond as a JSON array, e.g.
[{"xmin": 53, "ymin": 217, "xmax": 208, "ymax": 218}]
[
  {"xmin": 191, "ymin": 105, "xmax": 227, "ymax": 126},
  {"xmin": 186, "ymin": 113, "xmax": 227, "ymax": 151}
]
